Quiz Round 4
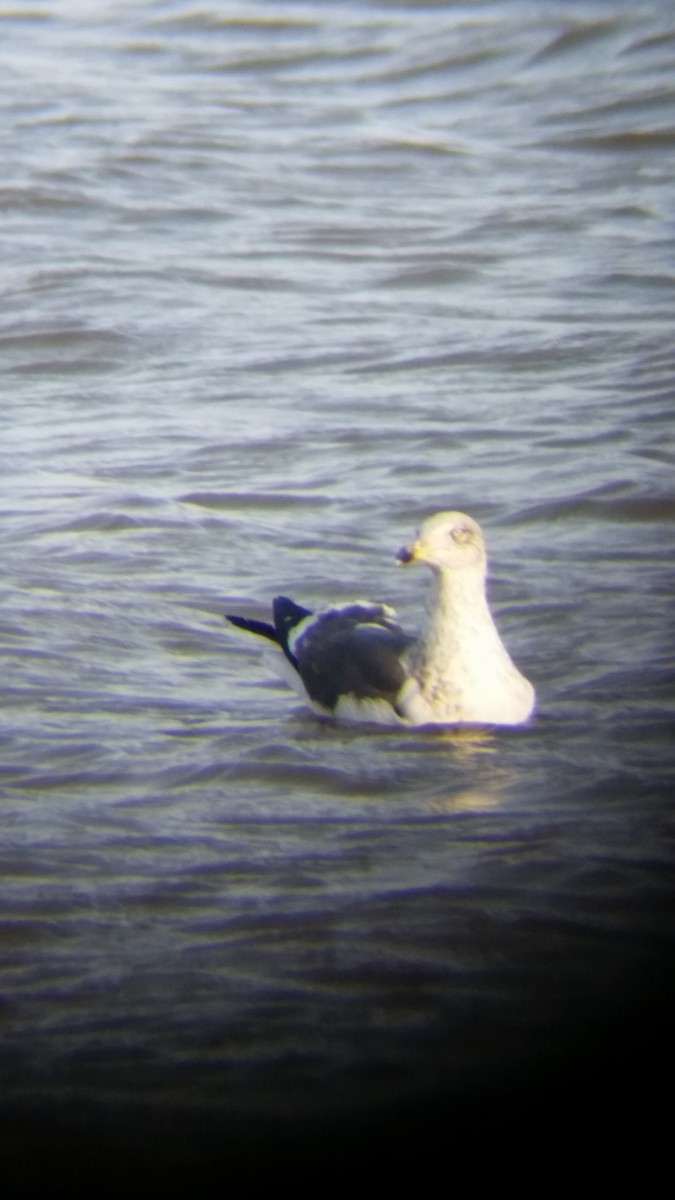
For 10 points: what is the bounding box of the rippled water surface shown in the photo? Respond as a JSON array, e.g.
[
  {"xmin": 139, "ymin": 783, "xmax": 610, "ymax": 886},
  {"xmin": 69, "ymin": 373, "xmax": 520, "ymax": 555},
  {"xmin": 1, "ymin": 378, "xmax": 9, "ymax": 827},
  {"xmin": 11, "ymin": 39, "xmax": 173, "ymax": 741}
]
[{"xmin": 1, "ymin": 0, "xmax": 674, "ymax": 1181}]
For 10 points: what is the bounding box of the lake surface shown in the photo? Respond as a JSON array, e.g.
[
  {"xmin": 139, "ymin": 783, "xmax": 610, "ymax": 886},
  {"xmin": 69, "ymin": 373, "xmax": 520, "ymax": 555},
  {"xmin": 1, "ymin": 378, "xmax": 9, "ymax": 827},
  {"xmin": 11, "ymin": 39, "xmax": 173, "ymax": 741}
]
[{"xmin": 1, "ymin": 0, "xmax": 674, "ymax": 1182}]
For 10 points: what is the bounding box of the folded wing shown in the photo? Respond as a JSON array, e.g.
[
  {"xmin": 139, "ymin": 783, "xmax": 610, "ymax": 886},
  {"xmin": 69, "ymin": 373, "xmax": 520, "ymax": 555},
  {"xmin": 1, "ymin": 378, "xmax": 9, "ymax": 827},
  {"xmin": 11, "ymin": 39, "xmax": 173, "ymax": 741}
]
[{"xmin": 287, "ymin": 601, "xmax": 414, "ymax": 713}]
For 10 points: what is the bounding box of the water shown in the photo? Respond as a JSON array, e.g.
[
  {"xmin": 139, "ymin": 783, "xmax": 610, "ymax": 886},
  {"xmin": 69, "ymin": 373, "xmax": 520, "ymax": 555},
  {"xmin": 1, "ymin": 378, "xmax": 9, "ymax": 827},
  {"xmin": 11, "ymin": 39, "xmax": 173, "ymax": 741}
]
[{"xmin": 1, "ymin": 0, "xmax": 674, "ymax": 1181}]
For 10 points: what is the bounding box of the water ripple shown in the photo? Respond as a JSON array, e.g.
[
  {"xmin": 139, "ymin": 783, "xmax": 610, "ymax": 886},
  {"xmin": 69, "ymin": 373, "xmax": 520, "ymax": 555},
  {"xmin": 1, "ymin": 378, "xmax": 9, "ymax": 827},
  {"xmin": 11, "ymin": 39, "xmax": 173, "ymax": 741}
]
[{"xmin": 1, "ymin": 0, "xmax": 673, "ymax": 1176}]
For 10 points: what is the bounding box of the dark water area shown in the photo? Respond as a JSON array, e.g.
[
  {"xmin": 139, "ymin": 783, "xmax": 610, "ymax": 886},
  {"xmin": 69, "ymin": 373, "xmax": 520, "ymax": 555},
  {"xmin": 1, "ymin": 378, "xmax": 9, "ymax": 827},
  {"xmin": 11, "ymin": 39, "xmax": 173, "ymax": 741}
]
[{"xmin": 1, "ymin": 0, "xmax": 674, "ymax": 1185}]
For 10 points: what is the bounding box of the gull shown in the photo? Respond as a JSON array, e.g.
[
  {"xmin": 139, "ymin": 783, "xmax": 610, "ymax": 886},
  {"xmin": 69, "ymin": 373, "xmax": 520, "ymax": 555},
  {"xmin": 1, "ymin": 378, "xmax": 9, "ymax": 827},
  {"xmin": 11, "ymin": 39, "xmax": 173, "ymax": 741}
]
[{"xmin": 226, "ymin": 511, "xmax": 535, "ymax": 727}]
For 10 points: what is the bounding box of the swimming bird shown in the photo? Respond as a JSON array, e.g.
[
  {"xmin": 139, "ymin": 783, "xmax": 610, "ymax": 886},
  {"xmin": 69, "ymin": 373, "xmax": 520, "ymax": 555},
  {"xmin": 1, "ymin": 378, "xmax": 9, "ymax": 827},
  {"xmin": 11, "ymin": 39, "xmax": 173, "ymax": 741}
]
[{"xmin": 225, "ymin": 511, "xmax": 535, "ymax": 727}]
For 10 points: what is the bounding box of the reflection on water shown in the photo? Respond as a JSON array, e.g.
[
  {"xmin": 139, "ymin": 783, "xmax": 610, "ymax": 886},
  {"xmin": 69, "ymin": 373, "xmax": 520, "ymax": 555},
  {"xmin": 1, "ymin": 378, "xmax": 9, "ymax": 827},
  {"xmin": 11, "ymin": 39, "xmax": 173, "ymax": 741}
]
[
  {"xmin": 1, "ymin": 0, "xmax": 674, "ymax": 1181},
  {"xmin": 428, "ymin": 725, "xmax": 499, "ymax": 753},
  {"xmin": 424, "ymin": 787, "xmax": 501, "ymax": 813}
]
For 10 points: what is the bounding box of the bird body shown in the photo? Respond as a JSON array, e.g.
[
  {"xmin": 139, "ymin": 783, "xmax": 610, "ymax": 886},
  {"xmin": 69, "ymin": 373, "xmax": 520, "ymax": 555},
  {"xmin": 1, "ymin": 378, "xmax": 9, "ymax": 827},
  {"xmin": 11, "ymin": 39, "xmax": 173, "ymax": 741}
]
[{"xmin": 226, "ymin": 512, "xmax": 535, "ymax": 728}]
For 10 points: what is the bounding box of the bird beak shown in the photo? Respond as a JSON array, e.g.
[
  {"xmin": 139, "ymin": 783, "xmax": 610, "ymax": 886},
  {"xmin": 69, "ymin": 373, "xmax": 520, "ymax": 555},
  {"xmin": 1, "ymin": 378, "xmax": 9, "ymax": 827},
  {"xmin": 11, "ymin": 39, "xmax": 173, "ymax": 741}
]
[{"xmin": 396, "ymin": 542, "xmax": 417, "ymax": 565}]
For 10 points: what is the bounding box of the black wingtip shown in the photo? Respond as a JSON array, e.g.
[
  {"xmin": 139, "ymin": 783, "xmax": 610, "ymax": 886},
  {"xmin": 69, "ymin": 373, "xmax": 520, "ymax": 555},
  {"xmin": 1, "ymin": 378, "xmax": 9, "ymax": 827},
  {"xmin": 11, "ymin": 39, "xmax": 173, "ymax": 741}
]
[
  {"xmin": 225, "ymin": 614, "xmax": 279, "ymax": 645},
  {"xmin": 273, "ymin": 596, "xmax": 313, "ymax": 632}
]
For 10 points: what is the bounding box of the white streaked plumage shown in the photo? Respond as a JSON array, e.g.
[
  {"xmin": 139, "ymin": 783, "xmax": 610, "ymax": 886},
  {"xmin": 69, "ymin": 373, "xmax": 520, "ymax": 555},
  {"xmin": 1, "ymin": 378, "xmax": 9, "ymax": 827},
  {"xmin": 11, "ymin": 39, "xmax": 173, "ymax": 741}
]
[{"xmin": 226, "ymin": 511, "xmax": 535, "ymax": 728}]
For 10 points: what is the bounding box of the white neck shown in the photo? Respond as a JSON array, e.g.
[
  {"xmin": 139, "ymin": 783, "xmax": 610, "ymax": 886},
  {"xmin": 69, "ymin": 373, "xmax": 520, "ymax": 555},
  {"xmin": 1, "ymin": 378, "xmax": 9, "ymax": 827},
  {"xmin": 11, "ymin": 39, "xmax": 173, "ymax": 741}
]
[
  {"xmin": 419, "ymin": 562, "xmax": 501, "ymax": 660},
  {"xmin": 410, "ymin": 562, "xmax": 533, "ymax": 724}
]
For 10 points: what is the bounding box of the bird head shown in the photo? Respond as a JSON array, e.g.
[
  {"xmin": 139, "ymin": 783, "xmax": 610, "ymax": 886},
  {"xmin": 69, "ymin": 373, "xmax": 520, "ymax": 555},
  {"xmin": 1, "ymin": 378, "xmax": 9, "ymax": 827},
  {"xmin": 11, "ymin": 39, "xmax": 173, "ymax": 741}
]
[{"xmin": 396, "ymin": 511, "xmax": 487, "ymax": 574}]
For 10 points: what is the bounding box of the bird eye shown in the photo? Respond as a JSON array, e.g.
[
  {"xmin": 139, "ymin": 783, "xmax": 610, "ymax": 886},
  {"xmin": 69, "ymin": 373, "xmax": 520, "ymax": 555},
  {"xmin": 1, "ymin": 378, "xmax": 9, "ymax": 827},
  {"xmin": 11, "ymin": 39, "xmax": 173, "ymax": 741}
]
[{"xmin": 451, "ymin": 526, "xmax": 473, "ymax": 545}]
